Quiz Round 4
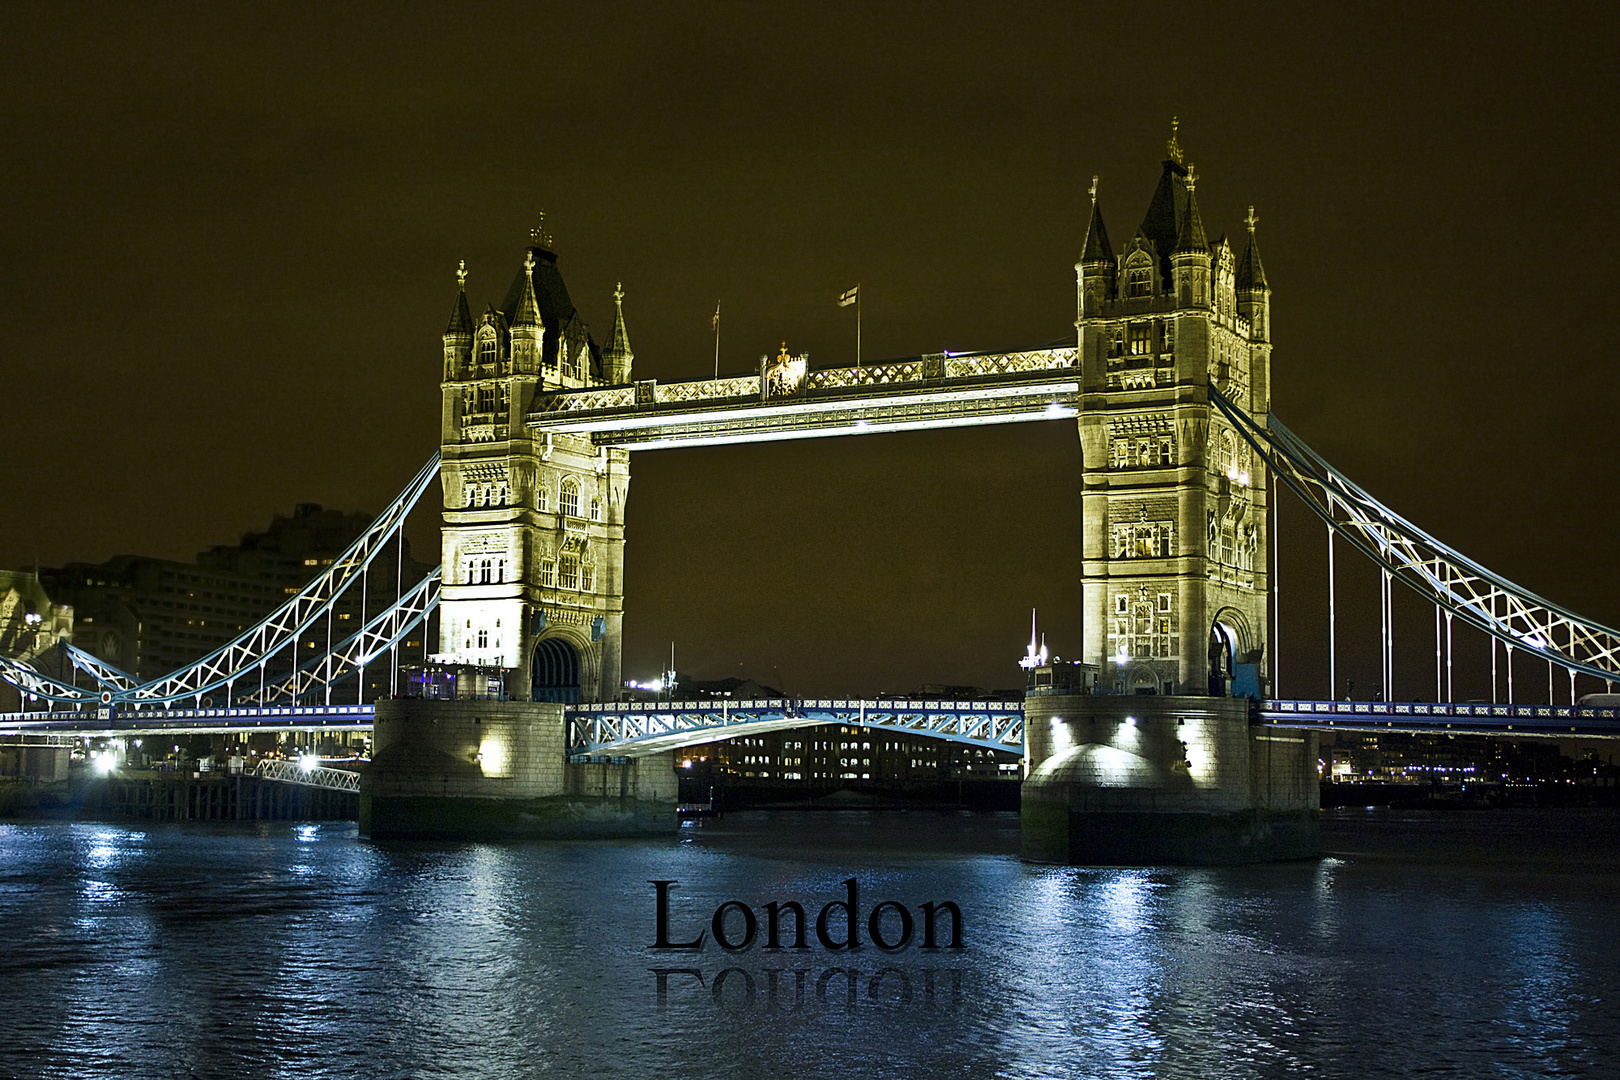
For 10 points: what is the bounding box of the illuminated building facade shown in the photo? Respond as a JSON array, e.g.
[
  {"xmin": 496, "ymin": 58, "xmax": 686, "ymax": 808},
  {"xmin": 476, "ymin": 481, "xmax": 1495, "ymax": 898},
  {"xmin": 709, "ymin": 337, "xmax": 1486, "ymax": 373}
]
[
  {"xmin": 436, "ymin": 224, "xmax": 632, "ymax": 702},
  {"xmin": 1076, "ymin": 124, "xmax": 1273, "ymax": 695}
]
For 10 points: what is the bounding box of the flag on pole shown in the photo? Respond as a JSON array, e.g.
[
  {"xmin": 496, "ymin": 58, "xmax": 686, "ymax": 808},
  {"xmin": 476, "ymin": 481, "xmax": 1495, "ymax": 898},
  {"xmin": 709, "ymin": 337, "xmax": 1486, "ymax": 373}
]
[
  {"xmin": 712, "ymin": 302, "xmax": 720, "ymax": 328},
  {"xmin": 837, "ymin": 285, "xmax": 859, "ymax": 307}
]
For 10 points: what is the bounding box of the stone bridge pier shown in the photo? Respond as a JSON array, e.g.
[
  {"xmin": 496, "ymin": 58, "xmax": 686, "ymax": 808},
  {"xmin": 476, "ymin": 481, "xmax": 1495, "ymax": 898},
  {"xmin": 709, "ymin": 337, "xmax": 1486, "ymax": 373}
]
[{"xmin": 1020, "ymin": 694, "xmax": 1318, "ymax": 864}]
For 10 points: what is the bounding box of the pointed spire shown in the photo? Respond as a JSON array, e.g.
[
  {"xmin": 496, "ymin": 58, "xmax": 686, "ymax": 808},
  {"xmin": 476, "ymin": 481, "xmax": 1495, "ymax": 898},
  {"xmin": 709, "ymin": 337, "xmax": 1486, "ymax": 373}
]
[
  {"xmin": 512, "ymin": 250, "xmax": 541, "ymax": 329},
  {"xmin": 1174, "ymin": 165, "xmax": 1209, "ymax": 255},
  {"xmin": 444, "ymin": 259, "xmax": 472, "ymax": 337},
  {"xmin": 1080, "ymin": 175, "xmax": 1114, "ymax": 264},
  {"xmin": 605, "ymin": 281, "xmax": 634, "ymax": 373},
  {"xmin": 1166, "ymin": 116, "xmax": 1183, "ymax": 166},
  {"xmin": 1236, "ymin": 205, "xmax": 1269, "ymax": 290}
]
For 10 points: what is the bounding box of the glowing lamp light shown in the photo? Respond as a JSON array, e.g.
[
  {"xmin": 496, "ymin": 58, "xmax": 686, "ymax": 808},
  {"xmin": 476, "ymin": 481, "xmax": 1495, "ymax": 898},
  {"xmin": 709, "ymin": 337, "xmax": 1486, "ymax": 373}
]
[
  {"xmin": 92, "ymin": 751, "xmax": 117, "ymax": 774},
  {"xmin": 1237, "ymin": 470, "xmax": 1251, "ymax": 487},
  {"xmin": 298, "ymin": 754, "xmax": 320, "ymax": 773},
  {"xmin": 1226, "ymin": 466, "xmax": 1239, "ymax": 481},
  {"xmin": 1124, "ymin": 716, "xmax": 1136, "ymax": 728},
  {"xmin": 682, "ymin": 760, "xmax": 694, "ymax": 769}
]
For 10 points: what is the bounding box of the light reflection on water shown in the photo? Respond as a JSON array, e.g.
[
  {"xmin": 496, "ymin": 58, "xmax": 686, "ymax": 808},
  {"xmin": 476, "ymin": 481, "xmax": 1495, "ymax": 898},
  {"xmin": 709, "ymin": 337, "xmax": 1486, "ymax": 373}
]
[{"xmin": 0, "ymin": 809, "xmax": 1615, "ymax": 1078}]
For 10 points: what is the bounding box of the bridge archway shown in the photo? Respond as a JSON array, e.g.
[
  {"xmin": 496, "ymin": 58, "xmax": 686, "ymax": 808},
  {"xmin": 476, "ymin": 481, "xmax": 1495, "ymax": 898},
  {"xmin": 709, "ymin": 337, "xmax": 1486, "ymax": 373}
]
[{"xmin": 532, "ymin": 637, "xmax": 581, "ymax": 704}]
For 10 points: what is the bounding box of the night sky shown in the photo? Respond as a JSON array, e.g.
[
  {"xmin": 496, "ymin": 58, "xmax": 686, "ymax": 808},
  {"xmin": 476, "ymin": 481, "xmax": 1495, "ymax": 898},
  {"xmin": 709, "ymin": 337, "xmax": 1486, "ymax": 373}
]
[{"xmin": 3, "ymin": 2, "xmax": 1616, "ymax": 700}]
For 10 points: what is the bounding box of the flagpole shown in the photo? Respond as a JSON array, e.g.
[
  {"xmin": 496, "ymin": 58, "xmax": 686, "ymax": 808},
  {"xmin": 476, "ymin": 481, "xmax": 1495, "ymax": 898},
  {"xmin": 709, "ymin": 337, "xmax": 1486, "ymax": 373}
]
[
  {"xmin": 856, "ymin": 284, "xmax": 861, "ymax": 370},
  {"xmin": 713, "ymin": 302, "xmax": 720, "ymax": 379}
]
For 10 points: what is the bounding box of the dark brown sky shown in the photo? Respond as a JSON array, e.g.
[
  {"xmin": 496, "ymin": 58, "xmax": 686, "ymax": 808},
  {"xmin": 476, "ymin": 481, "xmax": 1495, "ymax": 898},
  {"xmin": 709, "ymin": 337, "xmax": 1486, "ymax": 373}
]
[{"xmin": 2, "ymin": 1, "xmax": 1617, "ymax": 699}]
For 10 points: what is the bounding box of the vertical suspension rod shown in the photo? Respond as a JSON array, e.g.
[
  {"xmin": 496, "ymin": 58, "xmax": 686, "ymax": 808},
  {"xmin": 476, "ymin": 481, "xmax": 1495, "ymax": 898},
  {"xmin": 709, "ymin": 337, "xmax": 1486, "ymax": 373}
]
[{"xmin": 1327, "ymin": 502, "xmax": 1337, "ymax": 700}]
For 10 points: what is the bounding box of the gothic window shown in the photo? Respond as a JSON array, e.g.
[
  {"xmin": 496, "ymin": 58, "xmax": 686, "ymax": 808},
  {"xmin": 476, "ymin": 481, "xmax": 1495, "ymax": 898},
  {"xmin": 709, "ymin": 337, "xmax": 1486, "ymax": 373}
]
[
  {"xmin": 479, "ymin": 558, "xmax": 492, "ymax": 585},
  {"xmin": 559, "ymin": 553, "xmax": 580, "ymax": 590},
  {"xmin": 1109, "ymin": 330, "xmax": 1125, "ymax": 359},
  {"xmin": 495, "ymin": 481, "xmax": 508, "ymax": 506},
  {"xmin": 1160, "ymin": 436, "xmax": 1173, "ymax": 464},
  {"xmin": 537, "ymin": 484, "xmax": 549, "ymax": 513},
  {"xmin": 477, "ymin": 628, "xmax": 489, "ymax": 649},
  {"xmin": 1126, "ymin": 266, "xmax": 1152, "ymax": 298},
  {"xmin": 1115, "ymin": 594, "xmax": 1129, "ymax": 615},
  {"xmin": 580, "ymin": 562, "xmax": 595, "ymax": 592},
  {"xmin": 477, "ymin": 385, "xmax": 495, "ymax": 413},
  {"xmin": 560, "ymin": 477, "xmax": 581, "ymax": 518},
  {"xmin": 1158, "ymin": 593, "xmax": 1172, "ymax": 613},
  {"xmin": 562, "ymin": 343, "xmax": 581, "ymax": 380},
  {"xmin": 539, "ymin": 559, "xmax": 556, "ymax": 588},
  {"xmin": 476, "ymin": 328, "xmax": 498, "ymax": 369},
  {"xmin": 589, "ymin": 496, "xmax": 601, "ymax": 522},
  {"xmin": 1128, "ymin": 324, "xmax": 1151, "ymax": 355},
  {"xmin": 496, "ymin": 557, "xmax": 506, "ymax": 583}
]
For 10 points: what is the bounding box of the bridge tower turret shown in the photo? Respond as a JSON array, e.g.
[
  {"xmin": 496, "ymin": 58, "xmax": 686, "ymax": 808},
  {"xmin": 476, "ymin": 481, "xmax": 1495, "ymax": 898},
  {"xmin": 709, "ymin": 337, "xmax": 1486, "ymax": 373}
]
[
  {"xmin": 1075, "ymin": 125, "xmax": 1272, "ymax": 697},
  {"xmin": 436, "ymin": 223, "xmax": 629, "ymax": 703}
]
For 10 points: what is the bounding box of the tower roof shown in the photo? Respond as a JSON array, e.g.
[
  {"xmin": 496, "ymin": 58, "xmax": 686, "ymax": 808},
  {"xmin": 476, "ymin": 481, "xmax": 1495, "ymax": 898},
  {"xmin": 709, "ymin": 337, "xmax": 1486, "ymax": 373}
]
[
  {"xmin": 1080, "ymin": 178, "xmax": 1114, "ymax": 264},
  {"xmin": 605, "ymin": 282, "xmax": 633, "ymax": 367},
  {"xmin": 499, "ymin": 240, "xmax": 603, "ymax": 377},
  {"xmin": 512, "ymin": 251, "xmax": 542, "ymax": 329},
  {"xmin": 1237, "ymin": 206, "xmax": 1269, "ymax": 290},
  {"xmin": 1174, "ymin": 167, "xmax": 1209, "ymax": 256},
  {"xmin": 445, "ymin": 260, "xmax": 473, "ymax": 338}
]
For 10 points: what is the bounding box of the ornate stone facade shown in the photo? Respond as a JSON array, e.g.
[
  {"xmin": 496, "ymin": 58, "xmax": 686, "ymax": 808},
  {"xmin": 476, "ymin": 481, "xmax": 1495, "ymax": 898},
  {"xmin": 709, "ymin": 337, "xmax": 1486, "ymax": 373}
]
[
  {"xmin": 437, "ymin": 229, "xmax": 633, "ymax": 702},
  {"xmin": 1075, "ymin": 130, "xmax": 1274, "ymax": 695}
]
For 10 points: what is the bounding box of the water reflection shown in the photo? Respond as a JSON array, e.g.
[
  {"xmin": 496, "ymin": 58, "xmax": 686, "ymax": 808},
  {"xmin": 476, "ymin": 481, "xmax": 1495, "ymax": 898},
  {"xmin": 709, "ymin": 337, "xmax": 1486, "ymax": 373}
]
[{"xmin": 0, "ymin": 810, "xmax": 1615, "ymax": 1078}]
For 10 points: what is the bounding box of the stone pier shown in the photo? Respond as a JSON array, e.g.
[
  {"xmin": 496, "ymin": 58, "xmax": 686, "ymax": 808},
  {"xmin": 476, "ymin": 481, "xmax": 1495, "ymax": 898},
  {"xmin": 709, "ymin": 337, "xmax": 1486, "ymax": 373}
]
[
  {"xmin": 1021, "ymin": 694, "xmax": 1318, "ymax": 865},
  {"xmin": 360, "ymin": 699, "xmax": 676, "ymax": 840}
]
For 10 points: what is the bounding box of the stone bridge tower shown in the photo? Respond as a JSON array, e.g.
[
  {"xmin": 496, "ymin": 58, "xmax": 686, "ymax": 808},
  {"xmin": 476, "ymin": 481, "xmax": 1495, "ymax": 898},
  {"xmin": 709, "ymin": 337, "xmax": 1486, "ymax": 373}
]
[
  {"xmin": 1075, "ymin": 125, "xmax": 1273, "ymax": 697},
  {"xmin": 436, "ymin": 223, "xmax": 632, "ymax": 702}
]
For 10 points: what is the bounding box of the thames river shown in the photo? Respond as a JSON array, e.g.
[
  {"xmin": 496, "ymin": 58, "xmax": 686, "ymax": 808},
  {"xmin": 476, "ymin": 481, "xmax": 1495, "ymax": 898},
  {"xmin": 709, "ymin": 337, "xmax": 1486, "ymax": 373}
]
[{"xmin": 1, "ymin": 808, "xmax": 1615, "ymax": 1078}]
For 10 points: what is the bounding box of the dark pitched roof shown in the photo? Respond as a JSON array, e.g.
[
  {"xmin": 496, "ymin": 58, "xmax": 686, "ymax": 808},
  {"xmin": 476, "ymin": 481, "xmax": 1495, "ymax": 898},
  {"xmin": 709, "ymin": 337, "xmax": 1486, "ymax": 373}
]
[
  {"xmin": 511, "ymin": 255, "xmax": 542, "ymax": 329},
  {"xmin": 445, "ymin": 284, "xmax": 472, "ymax": 338},
  {"xmin": 1138, "ymin": 159, "xmax": 1189, "ymax": 275},
  {"xmin": 1080, "ymin": 198, "xmax": 1114, "ymax": 264},
  {"xmin": 1174, "ymin": 181, "xmax": 1209, "ymax": 256},
  {"xmin": 500, "ymin": 246, "xmax": 602, "ymax": 376},
  {"xmin": 1237, "ymin": 227, "xmax": 1269, "ymax": 290}
]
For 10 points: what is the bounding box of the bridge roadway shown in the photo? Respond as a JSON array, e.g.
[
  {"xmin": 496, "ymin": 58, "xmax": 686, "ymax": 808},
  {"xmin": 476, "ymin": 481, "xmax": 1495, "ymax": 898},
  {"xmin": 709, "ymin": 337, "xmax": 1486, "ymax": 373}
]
[{"xmin": 3, "ymin": 699, "xmax": 1618, "ymax": 749}]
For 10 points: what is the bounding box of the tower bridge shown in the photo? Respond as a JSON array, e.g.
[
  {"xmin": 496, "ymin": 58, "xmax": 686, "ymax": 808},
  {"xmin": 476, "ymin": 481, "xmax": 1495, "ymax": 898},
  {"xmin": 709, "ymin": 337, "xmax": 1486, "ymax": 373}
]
[{"xmin": 5, "ymin": 131, "xmax": 1619, "ymax": 855}]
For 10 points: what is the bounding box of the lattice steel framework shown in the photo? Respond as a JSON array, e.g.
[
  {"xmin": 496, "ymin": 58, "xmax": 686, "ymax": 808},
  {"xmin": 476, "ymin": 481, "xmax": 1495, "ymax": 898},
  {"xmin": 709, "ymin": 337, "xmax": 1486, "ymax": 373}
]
[
  {"xmin": 0, "ymin": 454, "xmax": 441, "ymax": 706},
  {"xmin": 1211, "ymin": 388, "xmax": 1620, "ymax": 686},
  {"xmin": 567, "ymin": 698, "xmax": 1025, "ymax": 758},
  {"xmin": 251, "ymin": 758, "xmax": 363, "ymax": 791}
]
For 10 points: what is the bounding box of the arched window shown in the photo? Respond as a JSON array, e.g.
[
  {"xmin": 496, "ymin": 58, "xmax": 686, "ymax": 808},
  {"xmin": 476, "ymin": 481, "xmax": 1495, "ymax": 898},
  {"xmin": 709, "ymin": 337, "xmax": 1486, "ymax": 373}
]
[
  {"xmin": 537, "ymin": 484, "xmax": 549, "ymax": 513},
  {"xmin": 589, "ymin": 496, "xmax": 601, "ymax": 521},
  {"xmin": 580, "ymin": 562, "xmax": 595, "ymax": 592},
  {"xmin": 475, "ymin": 328, "xmax": 498, "ymax": 370},
  {"xmin": 559, "ymin": 553, "xmax": 580, "ymax": 590},
  {"xmin": 1127, "ymin": 265, "xmax": 1152, "ymax": 298},
  {"xmin": 480, "ymin": 558, "xmax": 492, "ymax": 584},
  {"xmin": 560, "ymin": 477, "xmax": 580, "ymax": 518}
]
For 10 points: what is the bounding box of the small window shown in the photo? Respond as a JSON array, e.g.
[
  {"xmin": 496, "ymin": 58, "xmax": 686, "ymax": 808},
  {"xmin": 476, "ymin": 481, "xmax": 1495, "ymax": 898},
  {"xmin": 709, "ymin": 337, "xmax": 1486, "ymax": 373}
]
[
  {"xmin": 1158, "ymin": 593, "xmax": 1172, "ymax": 613},
  {"xmin": 1116, "ymin": 594, "xmax": 1129, "ymax": 614},
  {"xmin": 539, "ymin": 559, "xmax": 556, "ymax": 588},
  {"xmin": 589, "ymin": 496, "xmax": 601, "ymax": 521},
  {"xmin": 580, "ymin": 563, "xmax": 595, "ymax": 592},
  {"xmin": 537, "ymin": 485, "xmax": 549, "ymax": 513},
  {"xmin": 1128, "ymin": 324, "xmax": 1152, "ymax": 355}
]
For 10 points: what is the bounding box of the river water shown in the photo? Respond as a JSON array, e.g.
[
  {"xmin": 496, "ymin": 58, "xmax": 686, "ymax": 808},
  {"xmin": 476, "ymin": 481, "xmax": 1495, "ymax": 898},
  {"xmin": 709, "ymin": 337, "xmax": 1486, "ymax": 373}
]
[{"xmin": 1, "ymin": 808, "xmax": 1615, "ymax": 1079}]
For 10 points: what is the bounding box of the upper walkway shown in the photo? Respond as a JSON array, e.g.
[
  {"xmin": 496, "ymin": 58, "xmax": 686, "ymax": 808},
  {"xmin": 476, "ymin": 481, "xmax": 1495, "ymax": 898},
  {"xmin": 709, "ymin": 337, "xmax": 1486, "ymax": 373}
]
[{"xmin": 527, "ymin": 348, "xmax": 1080, "ymax": 449}]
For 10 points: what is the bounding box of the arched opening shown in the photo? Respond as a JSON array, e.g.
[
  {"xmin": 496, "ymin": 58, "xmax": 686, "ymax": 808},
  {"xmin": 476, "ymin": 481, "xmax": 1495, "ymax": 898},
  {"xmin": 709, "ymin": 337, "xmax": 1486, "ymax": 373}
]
[
  {"xmin": 532, "ymin": 637, "xmax": 581, "ymax": 704},
  {"xmin": 1208, "ymin": 622, "xmax": 1238, "ymax": 696}
]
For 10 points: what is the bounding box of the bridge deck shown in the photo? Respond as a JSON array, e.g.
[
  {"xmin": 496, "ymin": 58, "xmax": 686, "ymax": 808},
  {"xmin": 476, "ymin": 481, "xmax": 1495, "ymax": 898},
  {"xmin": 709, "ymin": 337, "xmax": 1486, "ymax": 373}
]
[{"xmin": 6, "ymin": 698, "xmax": 1616, "ymax": 743}]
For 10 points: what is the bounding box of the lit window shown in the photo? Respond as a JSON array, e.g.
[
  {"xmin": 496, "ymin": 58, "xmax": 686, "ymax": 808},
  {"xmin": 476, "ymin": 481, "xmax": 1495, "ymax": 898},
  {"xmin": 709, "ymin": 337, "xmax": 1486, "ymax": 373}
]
[{"xmin": 1128, "ymin": 324, "xmax": 1151, "ymax": 355}]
